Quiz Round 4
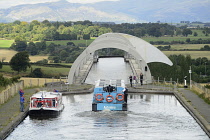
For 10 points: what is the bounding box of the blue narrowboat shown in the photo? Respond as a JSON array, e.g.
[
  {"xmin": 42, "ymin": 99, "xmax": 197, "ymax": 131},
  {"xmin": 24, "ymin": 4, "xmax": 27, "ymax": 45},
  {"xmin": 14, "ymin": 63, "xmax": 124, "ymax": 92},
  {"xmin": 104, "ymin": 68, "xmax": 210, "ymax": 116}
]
[{"xmin": 92, "ymin": 79, "xmax": 127, "ymax": 111}]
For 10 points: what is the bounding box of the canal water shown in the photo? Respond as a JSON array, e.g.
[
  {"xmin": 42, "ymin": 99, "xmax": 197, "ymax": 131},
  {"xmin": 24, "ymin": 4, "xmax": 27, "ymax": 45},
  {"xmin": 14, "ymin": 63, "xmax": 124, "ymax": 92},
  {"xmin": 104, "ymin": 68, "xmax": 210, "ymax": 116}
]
[{"xmin": 6, "ymin": 58, "xmax": 209, "ymax": 140}]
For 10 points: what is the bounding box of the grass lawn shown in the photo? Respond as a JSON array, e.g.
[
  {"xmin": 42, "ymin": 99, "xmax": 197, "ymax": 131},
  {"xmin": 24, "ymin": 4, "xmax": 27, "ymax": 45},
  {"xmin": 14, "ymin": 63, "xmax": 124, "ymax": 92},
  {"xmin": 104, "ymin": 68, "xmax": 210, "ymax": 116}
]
[{"xmin": 0, "ymin": 40, "xmax": 14, "ymax": 48}]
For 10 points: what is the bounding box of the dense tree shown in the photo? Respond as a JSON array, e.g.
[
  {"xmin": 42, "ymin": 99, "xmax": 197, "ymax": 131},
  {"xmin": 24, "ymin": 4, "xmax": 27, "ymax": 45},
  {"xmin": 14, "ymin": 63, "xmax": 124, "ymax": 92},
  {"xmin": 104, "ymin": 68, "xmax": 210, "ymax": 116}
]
[
  {"xmin": 42, "ymin": 20, "xmax": 51, "ymax": 27},
  {"xmin": 26, "ymin": 42, "xmax": 38, "ymax": 55},
  {"xmin": 9, "ymin": 51, "xmax": 31, "ymax": 73},
  {"xmin": 0, "ymin": 74, "xmax": 10, "ymax": 87},
  {"xmin": 13, "ymin": 20, "xmax": 21, "ymax": 25},
  {"xmin": 67, "ymin": 42, "xmax": 75, "ymax": 46},
  {"xmin": 31, "ymin": 68, "xmax": 43, "ymax": 78},
  {"xmin": 149, "ymin": 55, "xmax": 192, "ymax": 83},
  {"xmin": 83, "ymin": 34, "xmax": 90, "ymax": 40},
  {"xmin": 0, "ymin": 61, "xmax": 2, "ymax": 69},
  {"xmin": 182, "ymin": 29, "xmax": 192, "ymax": 36},
  {"xmin": 35, "ymin": 41, "xmax": 46, "ymax": 51},
  {"xmin": 10, "ymin": 41, "xmax": 27, "ymax": 52},
  {"xmin": 193, "ymin": 32, "xmax": 198, "ymax": 36},
  {"xmin": 60, "ymin": 50, "xmax": 69, "ymax": 61},
  {"xmin": 147, "ymin": 26, "xmax": 162, "ymax": 37},
  {"xmin": 186, "ymin": 38, "xmax": 191, "ymax": 43},
  {"xmin": 46, "ymin": 43, "xmax": 56, "ymax": 54},
  {"xmin": 53, "ymin": 56, "xmax": 60, "ymax": 63}
]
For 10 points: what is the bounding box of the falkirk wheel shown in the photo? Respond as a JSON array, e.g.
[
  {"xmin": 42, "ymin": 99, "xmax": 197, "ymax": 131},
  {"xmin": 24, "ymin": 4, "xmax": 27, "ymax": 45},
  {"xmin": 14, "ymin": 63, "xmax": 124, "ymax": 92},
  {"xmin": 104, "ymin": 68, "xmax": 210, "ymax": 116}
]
[{"xmin": 67, "ymin": 33, "xmax": 173, "ymax": 84}]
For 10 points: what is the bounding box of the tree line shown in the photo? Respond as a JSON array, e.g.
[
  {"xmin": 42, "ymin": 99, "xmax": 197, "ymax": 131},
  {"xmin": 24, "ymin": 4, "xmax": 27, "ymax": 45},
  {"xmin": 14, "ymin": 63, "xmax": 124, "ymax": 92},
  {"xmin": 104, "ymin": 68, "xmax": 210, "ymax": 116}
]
[
  {"xmin": 1, "ymin": 20, "xmax": 210, "ymax": 42},
  {"xmin": 157, "ymin": 44, "xmax": 210, "ymax": 51},
  {"xmin": 10, "ymin": 39, "xmax": 85, "ymax": 63},
  {"xmin": 149, "ymin": 55, "xmax": 210, "ymax": 83},
  {"xmin": 2, "ymin": 50, "xmax": 209, "ymax": 83}
]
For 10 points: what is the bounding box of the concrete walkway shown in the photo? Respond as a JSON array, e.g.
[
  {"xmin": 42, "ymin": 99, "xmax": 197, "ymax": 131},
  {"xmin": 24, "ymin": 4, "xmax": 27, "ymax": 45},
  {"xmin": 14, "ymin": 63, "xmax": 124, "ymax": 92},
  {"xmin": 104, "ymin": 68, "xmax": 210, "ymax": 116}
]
[
  {"xmin": 179, "ymin": 88, "xmax": 210, "ymax": 123},
  {"xmin": 0, "ymin": 88, "xmax": 37, "ymax": 140},
  {"xmin": 0, "ymin": 86, "xmax": 210, "ymax": 139}
]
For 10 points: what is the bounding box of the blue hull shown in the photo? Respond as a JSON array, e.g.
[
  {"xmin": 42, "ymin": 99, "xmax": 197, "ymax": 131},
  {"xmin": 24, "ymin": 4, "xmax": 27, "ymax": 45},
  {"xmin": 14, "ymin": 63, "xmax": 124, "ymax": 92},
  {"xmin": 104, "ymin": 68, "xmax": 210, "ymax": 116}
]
[
  {"xmin": 92, "ymin": 103, "xmax": 127, "ymax": 111},
  {"xmin": 92, "ymin": 79, "xmax": 128, "ymax": 111}
]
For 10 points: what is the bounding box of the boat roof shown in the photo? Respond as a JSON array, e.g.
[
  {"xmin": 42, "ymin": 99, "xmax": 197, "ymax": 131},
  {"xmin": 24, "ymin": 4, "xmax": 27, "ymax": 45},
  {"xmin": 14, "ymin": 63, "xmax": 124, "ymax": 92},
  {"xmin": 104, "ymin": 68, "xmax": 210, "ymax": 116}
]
[
  {"xmin": 95, "ymin": 79, "xmax": 125, "ymax": 88},
  {"xmin": 31, "ymin": 91, "xmax": 62, "ymax": 98}
]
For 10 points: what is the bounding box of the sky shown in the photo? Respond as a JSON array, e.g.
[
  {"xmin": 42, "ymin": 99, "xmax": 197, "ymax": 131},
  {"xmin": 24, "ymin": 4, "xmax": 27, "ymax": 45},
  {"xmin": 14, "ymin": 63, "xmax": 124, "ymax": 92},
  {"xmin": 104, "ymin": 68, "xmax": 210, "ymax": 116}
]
[
  {"xmin": 0, "ymin": 0, "xmax": 119, "ymax": 9},
  {"xmin": 0, "ymin": 0, "xmax": 209, "ymax": 23}
]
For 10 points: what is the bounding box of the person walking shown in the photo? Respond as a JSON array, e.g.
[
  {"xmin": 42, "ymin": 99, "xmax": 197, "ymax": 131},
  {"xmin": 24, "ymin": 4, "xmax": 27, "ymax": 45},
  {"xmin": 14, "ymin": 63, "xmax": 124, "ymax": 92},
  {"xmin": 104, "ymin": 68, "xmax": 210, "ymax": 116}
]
[
  {"xmin": 129, "ymin": 75, "xmax": 133, "ymax": 87},
  {"xmin": 20, "ymin": 95, "xmax": 25, "ymax": 112},
  {"xmin": 19, "ymin": 89, "xmax": 24, "ymax": 97},
  {"xmin": 133, "ymin": 75, "xmax": 137, "ymax": 87},
  {"xmin": 140, "ymin": 73, "xmax": 143, "ymax": 85}
]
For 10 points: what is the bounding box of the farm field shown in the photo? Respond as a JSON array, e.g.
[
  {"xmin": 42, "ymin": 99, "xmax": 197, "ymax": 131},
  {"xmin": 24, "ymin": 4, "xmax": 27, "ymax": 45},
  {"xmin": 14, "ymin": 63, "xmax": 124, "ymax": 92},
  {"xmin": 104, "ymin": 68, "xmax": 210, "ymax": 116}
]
[
  {"xmin": 0, "ymin": 39, "xmax": 14, "ymax": 48},
  {"xmin": 0, "ymin": 65, "xmax": 70, "ymax": 76},
  {"xmin": 154, "ymin": 44, "xmax": 210, "ymax": 50},
  {"xmin": 0, "ymin": 49, "xmax": 48, "ymax": 62},
  {"xmin": 163, "ymin": 51, "xmax": 210, "ymax": 59},
  {"xmin": 20, "ymin": 77, "xmax": 67, "ymax": 87},
  {"xmin": 142, "ymin": 36, "xmax": 210, "ymax": 42}
]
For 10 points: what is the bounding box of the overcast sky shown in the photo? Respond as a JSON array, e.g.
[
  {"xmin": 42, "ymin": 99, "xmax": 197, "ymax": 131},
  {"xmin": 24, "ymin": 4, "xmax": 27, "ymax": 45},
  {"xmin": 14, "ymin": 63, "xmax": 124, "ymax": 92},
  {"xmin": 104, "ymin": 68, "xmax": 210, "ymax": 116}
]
[{"xmin": 0, "ymin": 0, "xmax": 120, "ymax": 9}]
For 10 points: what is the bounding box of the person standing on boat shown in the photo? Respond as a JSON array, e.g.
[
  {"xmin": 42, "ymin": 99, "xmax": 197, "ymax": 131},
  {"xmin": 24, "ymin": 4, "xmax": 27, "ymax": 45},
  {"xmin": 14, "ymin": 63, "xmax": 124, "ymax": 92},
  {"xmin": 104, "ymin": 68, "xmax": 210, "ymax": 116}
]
[
  {"xmin": 20, "ymin": 95, "xmax": 25, "ymax": 112},
  {"xmin": 54, "ymin": 89, "xmax": 58, "ymax": 92},
  {"xmin": 123, "ymin": 87, "xmax": 128, "ymax": 103},
  {"xmin": 129, "ymin": 75, "xmax": 133, "ymax": 87},
  {"xmin": 140, "ymin": 73, "xmax": 143, "ymax": 85}
]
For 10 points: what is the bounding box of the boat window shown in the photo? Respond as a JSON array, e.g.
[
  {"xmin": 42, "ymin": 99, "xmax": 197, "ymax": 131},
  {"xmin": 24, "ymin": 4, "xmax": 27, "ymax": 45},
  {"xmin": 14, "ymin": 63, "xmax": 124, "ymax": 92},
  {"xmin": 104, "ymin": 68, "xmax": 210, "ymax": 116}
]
[
  {"xmin": 37, "ymin": 98, "xmax": 43, "ymax": 107},
  {"xmin": 52, "ymin": 99, "xmax": 56, "ymax": 107}
]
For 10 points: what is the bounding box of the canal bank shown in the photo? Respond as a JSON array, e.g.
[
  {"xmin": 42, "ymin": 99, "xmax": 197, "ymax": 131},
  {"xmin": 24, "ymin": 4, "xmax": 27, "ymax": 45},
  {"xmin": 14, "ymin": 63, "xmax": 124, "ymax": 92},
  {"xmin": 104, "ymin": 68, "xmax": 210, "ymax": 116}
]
[
  {"xmin": 174, "ymin": 88, "xmax": 210, "ymax": 137},
  {"xmin": 0, "ymin": 86, "xmax": 210, "ymax": 139}
]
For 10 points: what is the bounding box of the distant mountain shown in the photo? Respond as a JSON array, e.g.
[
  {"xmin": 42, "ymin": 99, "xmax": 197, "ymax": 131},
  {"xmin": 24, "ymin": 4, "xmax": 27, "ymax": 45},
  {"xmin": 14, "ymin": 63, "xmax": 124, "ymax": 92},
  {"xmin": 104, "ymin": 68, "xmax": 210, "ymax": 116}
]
[
  {"xmin": 0, "ymin": 0, "xmax": 209, "ymax": 23},
  {"xmin": 0, "ymin": 0, "xmax": 140, "ymax": 23}
]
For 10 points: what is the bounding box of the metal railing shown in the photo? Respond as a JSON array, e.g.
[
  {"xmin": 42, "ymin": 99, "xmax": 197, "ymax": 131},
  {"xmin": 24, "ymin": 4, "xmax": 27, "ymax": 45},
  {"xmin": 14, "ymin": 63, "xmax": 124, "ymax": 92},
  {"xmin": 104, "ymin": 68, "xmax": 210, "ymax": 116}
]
[
  {"xmin": 191, "ymin": 81, "xmax": 210, "ymax": 98},
  {"xmin": 133, "ymin": 79, "xmax": 178, "ymax": 92}
]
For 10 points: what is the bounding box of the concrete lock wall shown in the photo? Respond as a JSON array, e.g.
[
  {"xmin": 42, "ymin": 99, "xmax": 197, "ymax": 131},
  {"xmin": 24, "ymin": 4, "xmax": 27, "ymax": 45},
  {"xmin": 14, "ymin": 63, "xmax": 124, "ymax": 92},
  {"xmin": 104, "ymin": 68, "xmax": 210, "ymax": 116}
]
[{"xmin": 0, "ymin": 81, "xmax": 24, "ymax": 105}]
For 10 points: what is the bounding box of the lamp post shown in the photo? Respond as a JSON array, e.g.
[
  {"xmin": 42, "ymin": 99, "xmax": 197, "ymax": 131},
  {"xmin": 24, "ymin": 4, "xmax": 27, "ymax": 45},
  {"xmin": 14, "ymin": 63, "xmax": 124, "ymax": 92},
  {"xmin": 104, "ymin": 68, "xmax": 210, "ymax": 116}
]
[{"xmin": 189, "ymin": 66, "xmax": 192, "ymax": 89}]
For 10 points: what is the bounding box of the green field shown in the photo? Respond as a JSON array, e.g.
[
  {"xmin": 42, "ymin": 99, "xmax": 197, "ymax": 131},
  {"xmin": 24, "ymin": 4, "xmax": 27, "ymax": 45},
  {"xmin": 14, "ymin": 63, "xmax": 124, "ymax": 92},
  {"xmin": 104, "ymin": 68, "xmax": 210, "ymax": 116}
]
[
  {"xmin": 142, "ymin": 36, "xmax": 210, "ymax": 42},
  {"xmin": 46, "ymin": 39, "xmax": 94, "ymax": 46},
  {"xmin": 0, "ymin": 40, "xmax": 14, "ymax": 48},
  {"xmin": 163, "ymin": 51, "xmax": 210, "ymax": 59},
  {"xmin": 0, "ymin": 65, "xmax": 70, "ymax": 76},
  {"xmin": 154, "ymin": 44, "xmax": 210, "ymax": 50}
]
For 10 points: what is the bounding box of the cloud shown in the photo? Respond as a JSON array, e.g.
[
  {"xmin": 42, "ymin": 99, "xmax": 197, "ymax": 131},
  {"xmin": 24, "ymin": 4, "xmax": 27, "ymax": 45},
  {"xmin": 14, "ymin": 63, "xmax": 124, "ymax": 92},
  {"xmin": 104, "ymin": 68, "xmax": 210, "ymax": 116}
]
[
  {"xmin": 66, "ymin": 0, "xmax": 119, "ymax": 3},
  {"xmin": 0, "ymin": 0, "xmax": 58, "ymax": 9}
]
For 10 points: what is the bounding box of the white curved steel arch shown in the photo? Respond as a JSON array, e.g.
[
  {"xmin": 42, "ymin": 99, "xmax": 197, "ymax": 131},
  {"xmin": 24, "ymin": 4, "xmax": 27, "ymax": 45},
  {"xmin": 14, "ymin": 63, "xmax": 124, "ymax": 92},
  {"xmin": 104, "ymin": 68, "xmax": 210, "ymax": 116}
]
[{"xmin": 68, "ymin": 33, "xmax": 173, "ymax": 84}]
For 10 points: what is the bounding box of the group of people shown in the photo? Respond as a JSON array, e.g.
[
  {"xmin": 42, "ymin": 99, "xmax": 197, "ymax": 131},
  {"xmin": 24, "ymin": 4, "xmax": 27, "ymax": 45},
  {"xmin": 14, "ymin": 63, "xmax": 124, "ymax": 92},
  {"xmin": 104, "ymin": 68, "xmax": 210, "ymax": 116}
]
[
  {"xmin": 19, "ymin": 89, "xmax": 25, "ymax": 112},
  {"xmin": 129, "ymin": 73, "xmax": 143, "ymax": 87}
]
